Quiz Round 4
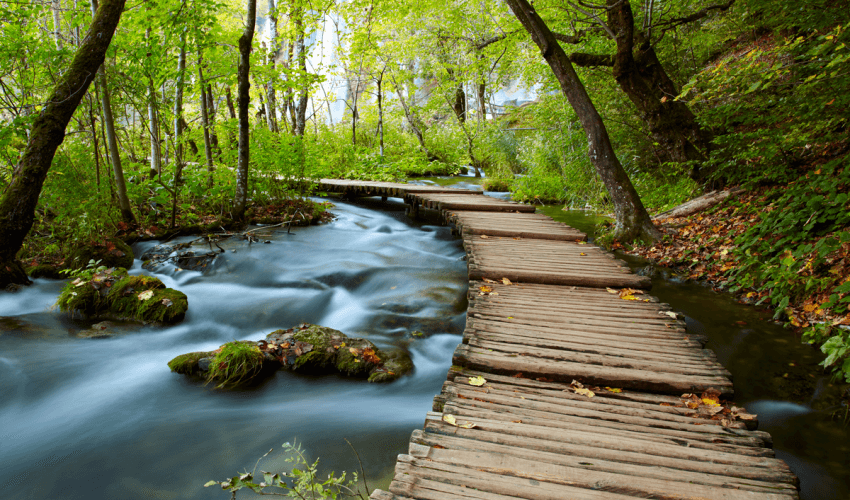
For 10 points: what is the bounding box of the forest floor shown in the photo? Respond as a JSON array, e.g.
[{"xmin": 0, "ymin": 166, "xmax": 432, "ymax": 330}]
[{"xmin": 617, "ymin": 187, "xmax": 850, "ymax": 375}]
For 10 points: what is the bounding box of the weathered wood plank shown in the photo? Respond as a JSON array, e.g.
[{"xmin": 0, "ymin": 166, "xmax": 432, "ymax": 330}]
[{"xmin": 453, "ymin": 344, "xmax": 735, "ymax": 395}]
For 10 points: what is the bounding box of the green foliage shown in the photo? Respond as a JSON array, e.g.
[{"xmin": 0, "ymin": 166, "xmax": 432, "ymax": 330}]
[
  {"xmin": 682, "ymin": 25, "xmax": 850, "ymax": 186},
  {"xmin": 205, "ymin": 441, "xmax": 366, "ymax": 499},
  {"xmin": 205, "ymin": 341, "xmax": 265, "ymax": 389}
]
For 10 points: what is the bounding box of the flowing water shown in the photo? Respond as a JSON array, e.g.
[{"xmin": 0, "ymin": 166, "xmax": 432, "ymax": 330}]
[
  {"xmin": 0, "ymin": 198, "xmax": 467, "ymax": 499},
  {"xmin": 2, "ymin": 175, "xmax": 849, "ymax": 499}
]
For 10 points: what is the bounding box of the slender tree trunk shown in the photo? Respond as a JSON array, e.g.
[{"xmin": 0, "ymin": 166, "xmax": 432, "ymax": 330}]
[
  {"xmin": 376, "ymin": 68, "xmax": 384, "ymax": 157},
  {"xmin": 0, "ymin": 0, "xmax": 126, "ymax": 287},
  {"xmin": 503, "ymin": 0, "xmax": 660, "ymax": 242},
  {"xmin": 389, "ymin": 71, "xmax": 429, "ymax": 157},
  {"xmin": 170, "ymin": 28, "xmax": 187, "ymax": 229},
  {"xmin": 148, "ymin": 81, "xmax": 162, "ymax": 178},
  {"xmin": 198, "ymin": 52, "xmax": 215, "ymax": 187},
  {"xmin": 477, "ymin": 81, "xmax": 486, "ymax": 121},
  {"xmin": 206, "ymin": 84, "xmax": 222, "ymax": 160},
  {"xmin": 293, "ymin": 12, "xmax": 309, "ymax": 137},
  {"xmin": 233, "ymin": 0, "xmax": 256, "ymax": 221},
  {"xmin": 266, "ymin": 0, "xmax": 279, "ymax": 133},
  {"xmin": 52, "ymin": 0, "xmax": 62, "ymax": 49},
  {"xmin": 91, "ymin": 0, "xmax": 134, "ymax": 224},
  {"xmin": 225, "ymin": 85, "xmax": 237, "ymax": 119}
]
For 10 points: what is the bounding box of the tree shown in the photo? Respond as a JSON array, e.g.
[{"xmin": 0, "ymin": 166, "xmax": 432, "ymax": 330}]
[
  {"xmin": 0, "ymin": 0, "xmax": 127, "ymax": 288},
  {"xmin": 232, "ymin": 0, "xmax": 257, "ymax": 221},
  {"xmin": 503, "ymin": 0, "xmax": 661, "ymax": 242}
]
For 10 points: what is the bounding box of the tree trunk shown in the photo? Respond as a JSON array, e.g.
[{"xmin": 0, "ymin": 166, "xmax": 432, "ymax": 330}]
[
  {"xmin": 0, "ymin": 0, "xmax": 126, "ymax": 288},
  {"xmin": 503, "ymin": 0, "xmax": 660, "ymax": 242},
  {"xmin": 233, "ymin": 0, "xmax": 256, "ymax": 221},
  {"xmin": 91, "ymin": 0, "xmax": 134, "ymax": 225},
  {"xmin": 206, "ymin": 84, "xmax": 222, "ymax": 160},
  {"xmin": 266, "ymin": 0, "xmax": 279, "ymax": 133},
  {"xmin": 390, "ymin": 71, "xmax": 430, "ymax": 158},
  {"xmin": 293, "ymin": 12, "xmax": 309, "ymax": 137},
  {"xmin": 148, "ymin": 80, "xmax": 162, "ymax": 178},
  {"xmin": 198, "ymin": 52, "xmax": 215, "ymax": 187},
  {"xmin": 52, "ymin": 0, "xmax": 62, "ymax": 49},
  {"xmin": 605, "ymin": 0, "xmax": 711, "ymax": 180},
  {"xmin": 477, "ymin": 81, "xmax": 486, "ymax": 121},
  {"xmin": 376, "ymin": 68, "xmax": 384, "ymax": 157},
  {"xmin": 170, "ymin": 28, "xmax": 187, "ymax": 229}
]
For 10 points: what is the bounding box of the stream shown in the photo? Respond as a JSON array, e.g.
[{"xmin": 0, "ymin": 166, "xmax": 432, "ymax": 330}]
[{"xmin": 1, "ymin": 174, "xmax": 848, "ymax": 499}]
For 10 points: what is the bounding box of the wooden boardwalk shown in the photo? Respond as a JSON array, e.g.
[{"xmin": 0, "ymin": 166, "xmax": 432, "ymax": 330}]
[{"xmin": 317, "ymin": 180, "xmax": 799, "ymax": 499}]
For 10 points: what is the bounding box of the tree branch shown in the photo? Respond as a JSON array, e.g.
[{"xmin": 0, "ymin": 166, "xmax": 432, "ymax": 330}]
[
  {"xmin": 654, "ymin": 0, "xmax": 734, "ymax": 31},
  {"xmin": 569, "ymin": 52, "xmax": 614, "ymax": 67}
]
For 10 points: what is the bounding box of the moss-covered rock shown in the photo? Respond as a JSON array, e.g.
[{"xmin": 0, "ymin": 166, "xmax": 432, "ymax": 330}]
[
  {"xmin": 168, "ymin": 324, "xmax": 413, "ymax": 388},
  {"xmin": 68, "ymin": 237, "xmax": 134, "ymax": 270},
  {"xmin": 167, "ymin": 351, "xmax": 216, "ymax": 375},
  {"xmin": 27, "ymin": 264, "xmax": 64, "ymax": 279},
  {"xmin": 56, "ymin": 267, "xmax": 188, "ymax": 325}
]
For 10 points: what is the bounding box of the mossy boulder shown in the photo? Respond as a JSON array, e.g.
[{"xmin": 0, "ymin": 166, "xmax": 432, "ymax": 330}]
[
  {"xmin": 265, "ymin": 324, "xmax": 412, "ymax": 382},
  {"xmin": 27, "ymin": 264, "xmax": 65, "ymax": 279},
  {"xmin": 68, "ymin": 237, "xmax": 134, "ymax": 270},
  {"xmin": 56, "ymin": 267, "xmax": 188, "ymax": 324},
  {"xmin": 167, "ymin": 324, "xmax": 413, "ymax": 388}
]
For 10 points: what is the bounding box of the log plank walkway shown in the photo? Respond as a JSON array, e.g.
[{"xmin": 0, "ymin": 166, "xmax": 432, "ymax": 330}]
[{"xmin": 317, "ymin": 180, "xmax": 799, "ymax": 499}]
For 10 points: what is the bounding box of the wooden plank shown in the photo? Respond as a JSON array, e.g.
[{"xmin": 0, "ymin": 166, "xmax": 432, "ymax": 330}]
[
  {"xmin": 463, "ymin": 337, "xmax": 731, "ymax": 377},
  {"xmin": 409, "ymin": 442, "xmax": 797, "ymax": 500},
  {"xmin": 453, "ymin": 344, "xmax": 735, "ymax": 395},
  {"xmin": 394, "ymin": 457, "xmax": 641, "ymax": 500},
  {"xmin": 469, "ymin": 267, "xmax": 652, "ymax": 289}
]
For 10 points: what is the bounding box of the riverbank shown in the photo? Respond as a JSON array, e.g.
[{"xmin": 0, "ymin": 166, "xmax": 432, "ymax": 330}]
[{"xmin": 616, "ymin": 186, "xmax": 850, "ymax": 387}]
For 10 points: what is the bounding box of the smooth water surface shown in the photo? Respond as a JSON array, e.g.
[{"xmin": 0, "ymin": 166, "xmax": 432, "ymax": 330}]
[{"xmin": 0, "ymin": 198, "xmax": 467, "ymax": 499}]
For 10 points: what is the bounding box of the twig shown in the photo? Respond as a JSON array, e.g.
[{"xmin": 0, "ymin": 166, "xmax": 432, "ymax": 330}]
[{"xmin": 344, "ymin": 438, "xmax": 370, "ymax": 498}]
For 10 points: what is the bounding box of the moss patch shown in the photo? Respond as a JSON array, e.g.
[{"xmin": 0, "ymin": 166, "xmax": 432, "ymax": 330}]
[
  {"xmin": 55, "ymin": 268, "xmax": 188, "ymax": 324},
  {"xmin": 205, "ymin": 341, "xmax": 265, "ymax": 388},
  {"xmin": 68, "ymin": 237, "xmax": 134, "ymax": 270},
  {"xmin": 27, "ymin": 264, "xmax": 64, "ymax": 279},
  {"xmin": 168, "ymin": 351, "xmax": 215, "ymax": 375}
]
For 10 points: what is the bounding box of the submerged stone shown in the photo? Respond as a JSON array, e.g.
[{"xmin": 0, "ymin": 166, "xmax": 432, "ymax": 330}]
[
  {"xmin": 56, "ymin": 267, "xmax": 188, "ymax": 325},
  {"xmin": 167, "ymin": 324, "xmax": 414, "ymax": 388}
]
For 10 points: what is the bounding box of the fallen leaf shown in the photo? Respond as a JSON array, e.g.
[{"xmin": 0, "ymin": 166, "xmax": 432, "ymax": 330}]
[
  {"xmin": 482, "ymin": 278, "xmax": 498, "ymax": 284},
  {"xmin": 161, "ymin": 298, "xmax": 173, "ymax": 307},
  {"xmin": 138, "ymin": 290, "xmax": 154, "ymax": 301},
  {"xmin": 580, "ymin": 252, "xmax": 587, "ymax": 256},
  {"xmin": 606, "ymin": 287, "xmax": 618, "ymax": 294},
  {"xmin": 660, "ymin": 311, "xmax": 678, "ymax": 318},
  {"xmin": 702, "ymin": 398, "xmax": 720, "ymax": 407},
  {"xmin": 621, "ymin": 295, "xmax": 639, "ymax": 301},
  {"xmin": 468, "ymin": 375, "xmax": 486, "ymax": 386},
  {"xmin": 501, "ymin": 277, "xmax": 512, "ymax": 285},
  {"xmin": 442, "ymin": 414, "xmax": 476, "ymax": 428},
  {"xmin": 480, "ymin": 235, "xmax": 489, "ymax": 239},
  {"xmin": 511, "ymin": 420, "xmax": 522, "ymax": 423},
  {"xmin": 604, "ymin": 387, "xmax": 622, "ymax": 393},
  {"xmin": 574, "ymin": 388, "xmax": 595, "ymax": 398},
  {"xmin": 479, "ymin": 285, "xmax": 493, "ymax": 293},
  {"xmin": 577, "ymin": 241, "xmax": 587, "ymax": 245}
]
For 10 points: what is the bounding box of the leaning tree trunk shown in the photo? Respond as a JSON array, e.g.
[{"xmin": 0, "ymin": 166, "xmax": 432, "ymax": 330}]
[
  {"xmin": 233, "ymin": 0, "xmax": 256, "ymax": 221},
  {"xmin": 503, "ymin": 0, "xmax": 660, "ymax": 242},
  {"xmin": 376, "ymin": 68, "xmax": 385, "ymax": 157},
  {"xmin": 0, "ymin": 0, "xmax": 127, "ymax": 288},
  {"xmin": 91, "ymin": 0, "xmax": 135, "ymax": 224}
]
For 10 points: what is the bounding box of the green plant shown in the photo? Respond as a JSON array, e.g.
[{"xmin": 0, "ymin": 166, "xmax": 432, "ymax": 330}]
[
  {"xmin": 205, "ymin": 341, "xmax": 265, "ymax": 388},
  {"xmin": 205, "ymin": 441, "xmax": 367, "ymax": 499}
]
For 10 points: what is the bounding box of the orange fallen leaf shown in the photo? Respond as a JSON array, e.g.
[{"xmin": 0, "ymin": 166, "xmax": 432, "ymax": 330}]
[{"xmin": 501, "ymin": 277, "xmax": 512, "ymax": 285}]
